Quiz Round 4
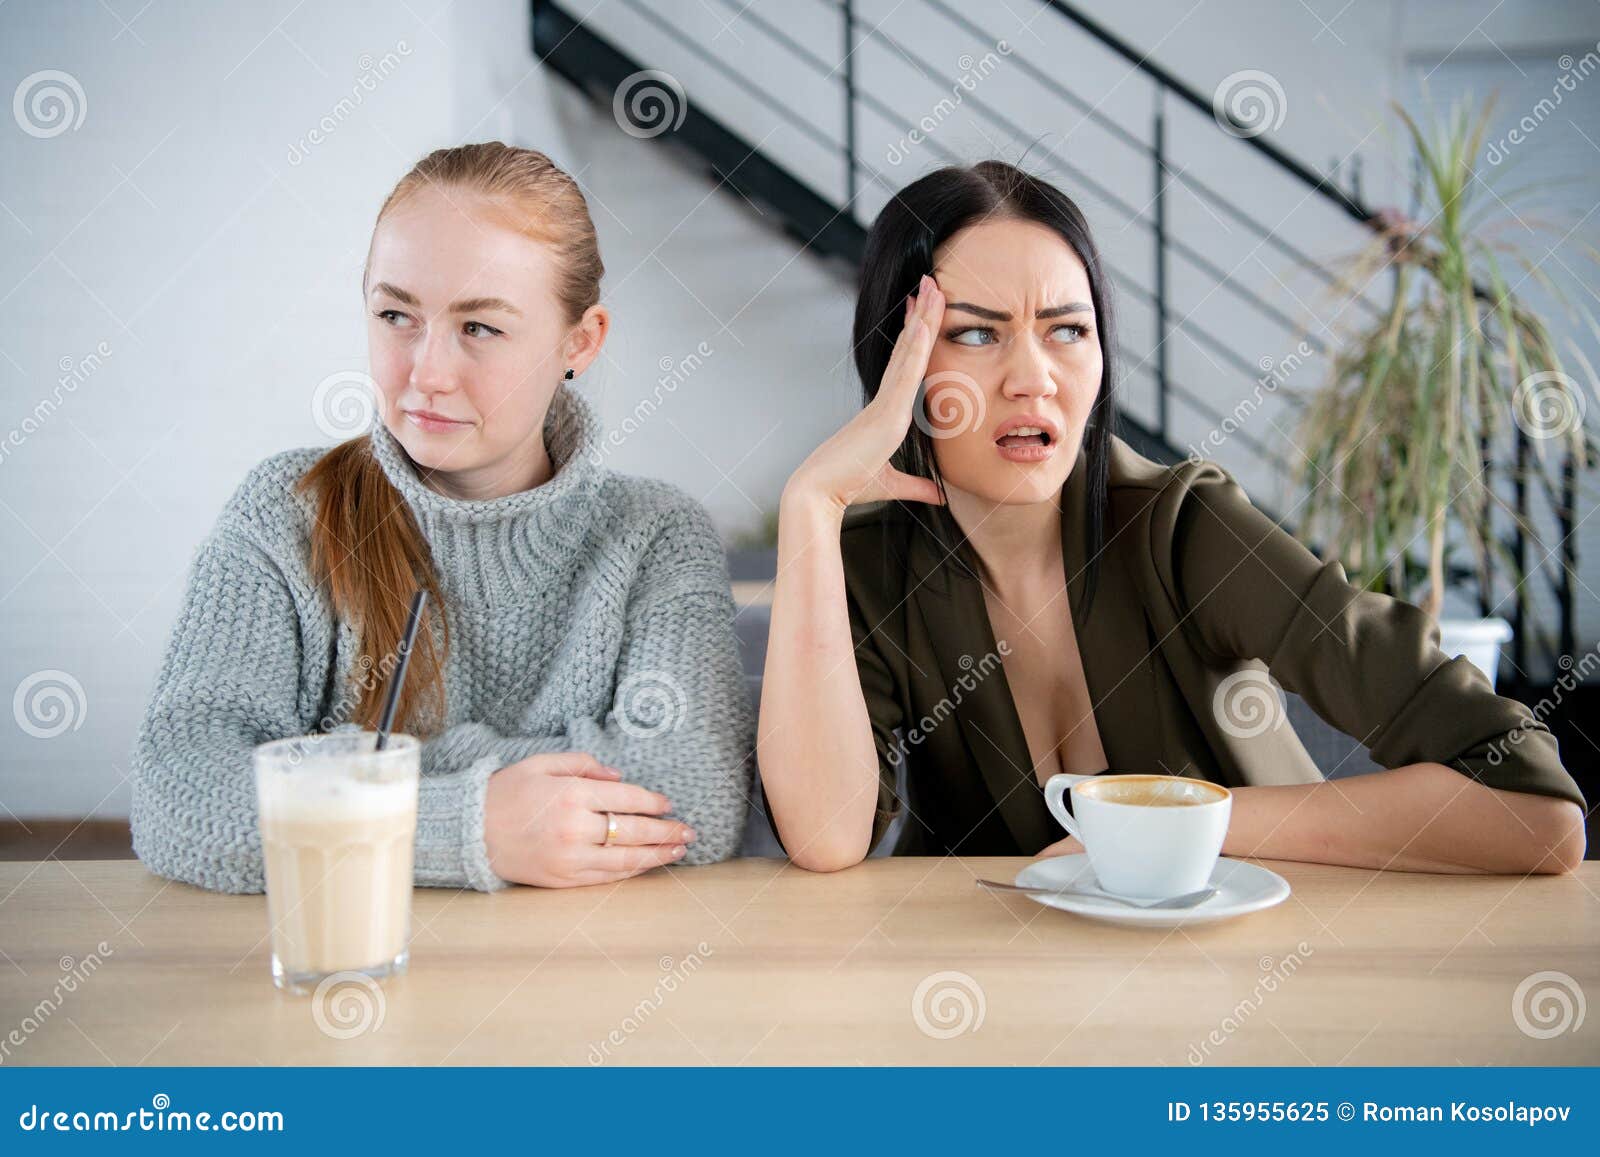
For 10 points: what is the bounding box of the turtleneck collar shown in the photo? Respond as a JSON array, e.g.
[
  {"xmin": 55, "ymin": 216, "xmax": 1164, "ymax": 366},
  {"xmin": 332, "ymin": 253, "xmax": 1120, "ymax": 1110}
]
[{"xmin": 366, "ymin": 384, "xmax": 607, "ymax": 604}]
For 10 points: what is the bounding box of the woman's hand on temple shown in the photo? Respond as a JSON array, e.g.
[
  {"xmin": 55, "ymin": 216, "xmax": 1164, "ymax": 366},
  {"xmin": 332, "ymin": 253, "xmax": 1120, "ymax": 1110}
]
[
  {"xmin": 781, "ymin": 274, "xmax": 949, "ymax": 516},
  {"xmin": 483, "ymin": 752, "xmax": 696, "ymax": 887}
]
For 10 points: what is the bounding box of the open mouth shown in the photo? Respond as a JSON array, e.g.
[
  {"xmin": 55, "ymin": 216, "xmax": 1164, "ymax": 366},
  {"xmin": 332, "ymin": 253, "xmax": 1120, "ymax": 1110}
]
[
  {"xmin": 993, "ymin": 420, "xmax": 1060, "ymax": 463},
  {"xmin": 996, "ymin": 426, "xmax": 1053, "ymax": 450}
]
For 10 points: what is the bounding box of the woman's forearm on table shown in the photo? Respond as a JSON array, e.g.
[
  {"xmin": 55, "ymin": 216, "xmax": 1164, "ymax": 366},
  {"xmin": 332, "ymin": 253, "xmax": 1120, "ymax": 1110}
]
[
  {"xmin": 1223, "ymin": 762, "xmax": 1587, "ymax": 874},
  {"xmin": 757, "ymin": 493, "xmax": 879, "ymax": 872}
]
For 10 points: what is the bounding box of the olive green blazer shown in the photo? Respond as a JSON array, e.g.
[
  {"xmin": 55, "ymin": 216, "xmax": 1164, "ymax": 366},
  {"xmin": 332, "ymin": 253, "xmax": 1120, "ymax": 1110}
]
[{"xmin": 803, "ymin": 435, "xmax": 1586, "ymax": 858}]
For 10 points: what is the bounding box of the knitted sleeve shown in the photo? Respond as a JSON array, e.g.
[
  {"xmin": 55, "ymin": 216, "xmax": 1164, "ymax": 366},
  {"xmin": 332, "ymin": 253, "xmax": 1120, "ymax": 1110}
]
[
  {"xmin": 415, "ymin": 500, "xmax": 756, "ymax": 884},
  {"xmin": 129, "ymin": 528, "xmax": 304, "ymax": 894},
  {"xmin": 602, "ymin": 498, "xmax": 757, "ymax": 867},
  {"xmin": 129, "ymin": 526, "xmax": 537, "ymax": 895}
]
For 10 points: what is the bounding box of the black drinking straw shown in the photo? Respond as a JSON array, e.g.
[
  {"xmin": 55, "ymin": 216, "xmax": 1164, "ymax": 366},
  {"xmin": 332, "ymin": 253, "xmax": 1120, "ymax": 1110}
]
[{"xmin": 374, "ymin": 589, "xmax": 427, "ymax": 751}]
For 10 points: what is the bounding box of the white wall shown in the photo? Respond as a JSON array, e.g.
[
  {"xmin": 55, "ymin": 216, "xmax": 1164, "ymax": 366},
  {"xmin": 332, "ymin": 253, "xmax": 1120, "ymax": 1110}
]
[
  {"xmin": 539, "ymin": 86, "xmax": 860, "ymax": 534},
  {"xmin": 2, "ymin": 2, "xmax": 459, "ymax": 818}
]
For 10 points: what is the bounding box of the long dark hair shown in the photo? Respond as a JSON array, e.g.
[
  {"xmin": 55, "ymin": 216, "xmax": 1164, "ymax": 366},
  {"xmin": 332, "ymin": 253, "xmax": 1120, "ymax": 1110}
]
[{"xmin": 851, "ymin": 160, "xmax": 1118, "ymax": 620}]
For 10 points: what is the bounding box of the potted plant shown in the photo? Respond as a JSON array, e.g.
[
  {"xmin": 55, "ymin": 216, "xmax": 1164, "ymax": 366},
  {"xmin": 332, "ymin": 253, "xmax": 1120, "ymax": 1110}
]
[{"xmin": 1294, "ymin": 96, "xmax": 1598, "ymax": 686}]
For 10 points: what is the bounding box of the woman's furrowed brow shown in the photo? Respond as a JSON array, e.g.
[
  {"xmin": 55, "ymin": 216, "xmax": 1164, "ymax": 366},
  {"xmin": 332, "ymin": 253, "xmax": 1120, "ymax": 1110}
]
[
  {"xmin": 1037, "ymin": 302, "xmax": 1094, "ymax": 318},
  {"xmin": 945, "ymin": 300, "xmax": 1093, "ymax": 321},
  {"xmin": 945, "ymin": 301, "xmax": 1010, "ymax": 320}
]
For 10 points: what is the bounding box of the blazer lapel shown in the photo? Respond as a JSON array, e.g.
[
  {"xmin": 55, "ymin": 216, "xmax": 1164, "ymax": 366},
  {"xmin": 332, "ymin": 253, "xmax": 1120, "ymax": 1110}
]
[
  {"xmin": 1065, "ymin": 441, "xmax": 1178, "ymax": 780},
  {"xmin": 903, "ymin": 513, "xmax": 1059, "ymax": 854}
]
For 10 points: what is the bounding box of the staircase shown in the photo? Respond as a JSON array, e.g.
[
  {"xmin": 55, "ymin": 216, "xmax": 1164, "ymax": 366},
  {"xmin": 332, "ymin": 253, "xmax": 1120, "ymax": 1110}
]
[{"xmin": 530, "ymin": 0, "xmax": 1584, "ymax": 691}]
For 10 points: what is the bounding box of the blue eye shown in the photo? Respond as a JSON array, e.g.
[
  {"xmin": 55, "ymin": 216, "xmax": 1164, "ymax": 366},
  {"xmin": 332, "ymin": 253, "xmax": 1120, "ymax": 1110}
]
[
  {"xmin": 1049, "ymin": 323, "xmax": 1089, "ymax": 343},
  {"xmin": 947, "ymin": 327, "xmax": 996, "ymax": 346}
]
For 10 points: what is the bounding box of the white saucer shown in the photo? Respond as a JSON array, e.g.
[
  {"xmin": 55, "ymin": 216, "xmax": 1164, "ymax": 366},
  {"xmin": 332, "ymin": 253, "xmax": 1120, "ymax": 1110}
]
[{"xmin": 1012, "ymin": 854, "xmax": 1290, "ymax": 928}]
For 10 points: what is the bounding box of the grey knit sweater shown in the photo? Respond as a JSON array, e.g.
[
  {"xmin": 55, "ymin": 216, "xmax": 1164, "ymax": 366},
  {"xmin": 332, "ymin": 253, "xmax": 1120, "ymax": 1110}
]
[{"xmin": 131, "ymin": 385, "xmax": 754, "ymax": 894}]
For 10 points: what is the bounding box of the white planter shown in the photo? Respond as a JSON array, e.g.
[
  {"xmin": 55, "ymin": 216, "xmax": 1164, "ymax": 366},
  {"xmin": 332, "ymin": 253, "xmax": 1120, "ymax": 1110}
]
[{"xmin": 1437, "ymin": 617, "xmax": 1514, "ymax": 686}]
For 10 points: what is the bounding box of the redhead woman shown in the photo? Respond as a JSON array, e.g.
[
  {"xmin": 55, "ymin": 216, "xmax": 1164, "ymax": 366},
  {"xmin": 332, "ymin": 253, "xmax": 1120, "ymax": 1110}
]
[
  {"xmin": 132, "ymin": 143, "xmax": 753, "ymax": 892},
  {"xmin": 758, "ymin": 161, "xmax": 1586, "ymax": 875}
]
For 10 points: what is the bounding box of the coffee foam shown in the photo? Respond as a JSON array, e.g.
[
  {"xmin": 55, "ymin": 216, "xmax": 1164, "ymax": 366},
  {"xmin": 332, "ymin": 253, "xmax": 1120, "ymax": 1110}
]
[
  {"xmin": 1080, "ymin": 774, "xmax": 1227, "ymax": 807},
  {"xmin": 257, "ymin": 764, "xmax": 415, "ymax": 823}
]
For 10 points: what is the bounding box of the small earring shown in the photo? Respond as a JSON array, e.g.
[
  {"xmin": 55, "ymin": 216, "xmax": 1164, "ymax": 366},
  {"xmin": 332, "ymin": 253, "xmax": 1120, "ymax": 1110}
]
[{"xmin": 563, "ymin": 368, "xmax": 575, "ymax": 381}]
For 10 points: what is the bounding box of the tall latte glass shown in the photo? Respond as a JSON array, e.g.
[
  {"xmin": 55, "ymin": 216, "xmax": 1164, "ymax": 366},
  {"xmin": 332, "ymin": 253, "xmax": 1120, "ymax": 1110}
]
[{"xmin": 253, "ymin": 732, "xmax": 420, "ymax": 994}]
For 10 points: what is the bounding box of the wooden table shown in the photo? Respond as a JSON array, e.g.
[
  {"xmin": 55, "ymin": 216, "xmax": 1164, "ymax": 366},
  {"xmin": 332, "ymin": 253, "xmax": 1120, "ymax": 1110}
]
[{"xmin": 2, "ymin": 857, "xmax": 1596, "ymax": 1065}]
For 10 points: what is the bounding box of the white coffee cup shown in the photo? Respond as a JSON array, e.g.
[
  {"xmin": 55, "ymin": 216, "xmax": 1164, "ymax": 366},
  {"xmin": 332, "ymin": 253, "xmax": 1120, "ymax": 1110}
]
[{"xmin": 1043, "ymin": 772, "xmax": 1231, "ymax": 899}]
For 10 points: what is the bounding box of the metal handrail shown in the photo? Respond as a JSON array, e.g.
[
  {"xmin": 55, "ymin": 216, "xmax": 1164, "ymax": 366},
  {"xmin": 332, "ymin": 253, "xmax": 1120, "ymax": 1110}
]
[{"xmin": 532, "ymin": 0, "xmax": 1582, "ymax": 683}]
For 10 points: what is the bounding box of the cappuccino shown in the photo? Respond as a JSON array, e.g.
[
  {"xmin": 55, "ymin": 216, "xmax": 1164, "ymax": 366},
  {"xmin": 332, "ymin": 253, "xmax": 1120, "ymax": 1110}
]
[
  {"xmin": 1079, "ymin": 775, "xmax": 1227, "ymax": 808},
  {"xmin": 1045, "ymin": 771, "xmax": 1232, "ymax": 899}
]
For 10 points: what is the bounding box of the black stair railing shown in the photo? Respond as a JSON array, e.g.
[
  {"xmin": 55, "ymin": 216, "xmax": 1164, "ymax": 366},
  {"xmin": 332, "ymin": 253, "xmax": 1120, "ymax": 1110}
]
[{"xmin": 530, "ymin": 0, "xmax": 1582, "ymax": 688}]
